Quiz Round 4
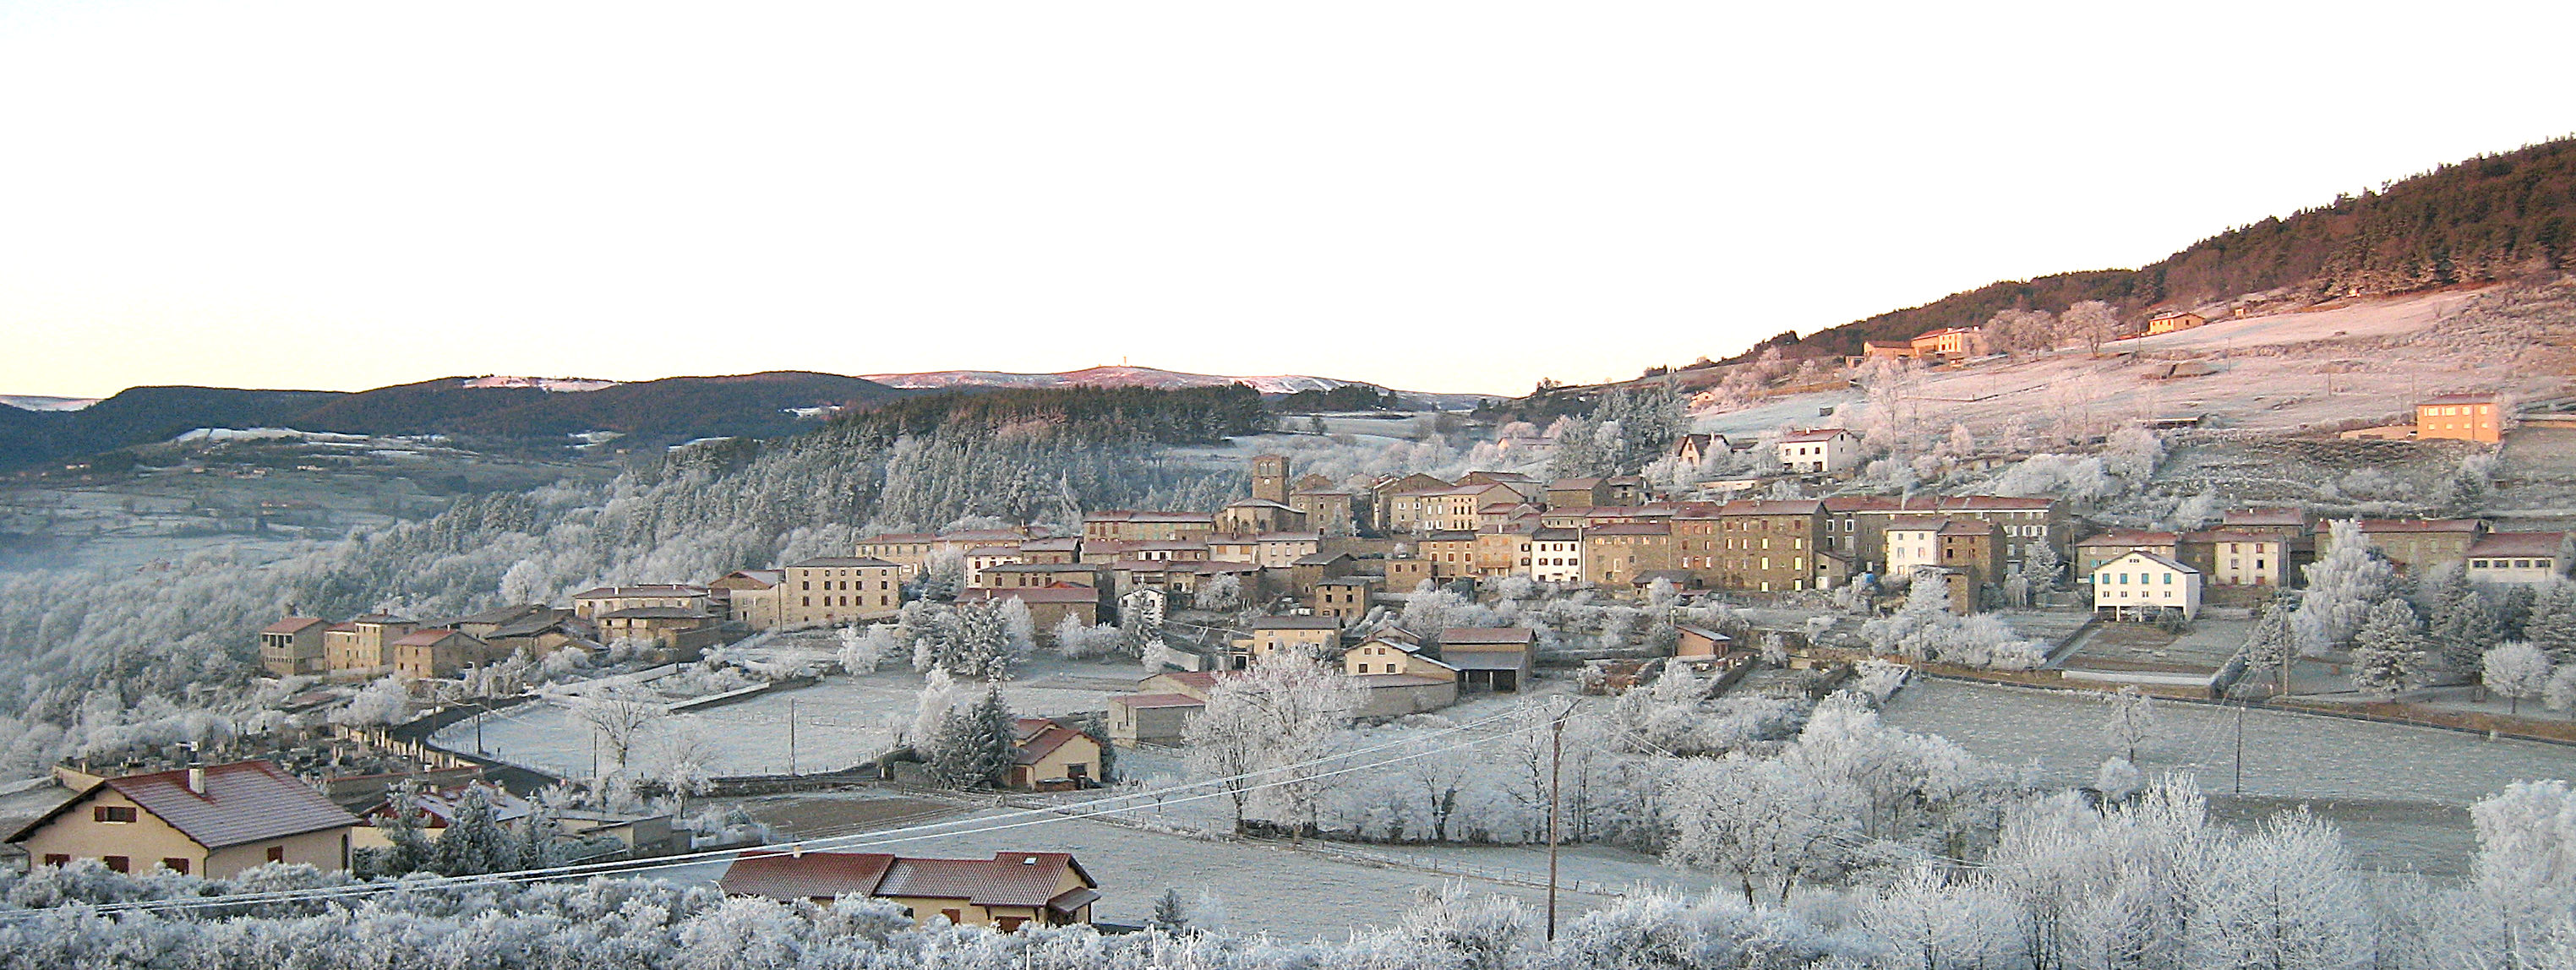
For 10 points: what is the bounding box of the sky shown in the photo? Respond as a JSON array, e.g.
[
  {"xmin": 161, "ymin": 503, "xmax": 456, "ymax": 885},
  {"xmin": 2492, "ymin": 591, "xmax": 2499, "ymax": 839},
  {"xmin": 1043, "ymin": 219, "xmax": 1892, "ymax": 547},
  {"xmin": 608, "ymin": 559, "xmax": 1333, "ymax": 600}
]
[{"xmin": 2, "ymin": 3, "xmax": 2572, "ymax": 401}]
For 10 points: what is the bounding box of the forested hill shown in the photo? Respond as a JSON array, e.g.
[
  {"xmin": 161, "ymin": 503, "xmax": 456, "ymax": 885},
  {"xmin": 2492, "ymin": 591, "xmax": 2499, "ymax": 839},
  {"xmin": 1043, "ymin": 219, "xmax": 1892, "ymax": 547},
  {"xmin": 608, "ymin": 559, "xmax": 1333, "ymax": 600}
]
[{"xmin": 1723, "ymin": 134, "xmax": 2576, "ymax": 363}]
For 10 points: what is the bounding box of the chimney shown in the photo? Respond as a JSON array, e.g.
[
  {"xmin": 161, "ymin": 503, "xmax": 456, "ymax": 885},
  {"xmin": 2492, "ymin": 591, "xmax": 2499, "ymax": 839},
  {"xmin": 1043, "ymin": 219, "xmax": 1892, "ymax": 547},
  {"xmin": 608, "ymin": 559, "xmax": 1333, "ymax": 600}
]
[{"xmin": 186, "ymin": 766, "xmax": 206, "ymax": 794}]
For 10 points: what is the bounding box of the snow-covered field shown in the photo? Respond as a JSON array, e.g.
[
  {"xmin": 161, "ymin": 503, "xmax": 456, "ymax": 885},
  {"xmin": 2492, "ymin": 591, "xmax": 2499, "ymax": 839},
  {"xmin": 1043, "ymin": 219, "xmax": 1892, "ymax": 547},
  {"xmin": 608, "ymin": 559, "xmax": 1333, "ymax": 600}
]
[
  {"xmin": 435, "ymin": 658, "xmax": 1142, "ymax": 779},
  {"xmin": 1880, "ymin": 677, "xmax": 2576, "ymax": 873}
]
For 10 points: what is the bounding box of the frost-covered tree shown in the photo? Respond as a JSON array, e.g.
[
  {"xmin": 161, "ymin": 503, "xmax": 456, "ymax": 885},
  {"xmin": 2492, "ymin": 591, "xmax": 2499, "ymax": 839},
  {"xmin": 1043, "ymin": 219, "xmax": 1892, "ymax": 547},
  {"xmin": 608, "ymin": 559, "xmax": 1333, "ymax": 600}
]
[
  {"xmin": 572, "ymin": 685, "xmax": 664, "ymax": 777},
  {"xmin": 2547, "ymin": 665, "xmax": 2576, "ymax": 713},
  {"xmin": 2242, "ymin": 597, "xmax": 2300, "ymax": 695},
  {"xmin": 2191, "ymin": 809, "xmax": 2374, "ymax": 970},
  {"xmin": 836, "ymin": 623, "xmax": 899, "ymax": 675},
  {"xmin": 650, "ymin": 715, "xmax": 717, "ymax": 808},
  {"xmin": 431, "ymin": 785, "xmax": 516, "ymax": 876},
  {"xmin": 1663, "ymin": 752, "xmax": 1860, "ymax": 905},
  {"xmin": 2104, "ymin": 427, "xmax": 2165, "ymax": 483},
  {"xmin": 925, "ymin": 684, "xmax": 1016, "ymax": 789},
  {"xmin": 903, "ymin": 668, "xmax": 965, "ymax": 747},
  {"xmin": 2424, "ymin": 564, "xmax": 2502, "ymax": 677},
  {"xmin": 1194, "ymin": 573, "xmax": 1243, "ymax": 612},
  {"xmin": 2483, "ymin": 641, "xmax": 2552, "ymax": 716},
  {"xmin": 331, "ymin": 676, "xmax": 413, "ymax": 728},
  {"xmin": 2349, "ymin": 598, "xmax": 2422, "ymax": 699},
  {"xmin": 2063, "ymin": 299, "xmax": 2119, "ymax": 356},
  {"xmin": 2099, "ymin": 685, "xmax": 2157, "ymax": 763},
  {"xmin": 1182, "ymin": 651, "xmax": 1359, "ymax": 835},
  {"xmin": 2293, "ymin": 520, "xmax": 2404, "ymax": 652},
  {"xmin": 2526, "ymin": 579, "xmax": 2576, "ymax": 663},
  {"xmin": 1051, "ymin": 613, "xmax": 1123, "ymax": 659},
  {"xmin": 996, "ymin": 597, "xmax": 1036, "ymax": 656}
]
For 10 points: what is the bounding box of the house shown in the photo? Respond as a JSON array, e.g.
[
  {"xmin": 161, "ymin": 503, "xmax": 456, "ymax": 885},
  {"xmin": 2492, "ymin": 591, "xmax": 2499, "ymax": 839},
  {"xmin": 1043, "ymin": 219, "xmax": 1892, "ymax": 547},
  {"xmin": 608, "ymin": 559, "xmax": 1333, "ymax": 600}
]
[
  {"xmin": 1255, "ymin": 532, "xmax": 1323, "ymax": 569},
  {"xmin": 483, "ymin": 608, "xmax": 598, "ymax": 659},
  {"xmin": 2323, "ymin": 519, "xmax": 2488, "ymax": 575},
  {"xmin": 719, "ymin": 850, "xmax": 1098, "ymax": 930},
  {"xmin": 710, "ymin": 569, "xmax": 787, "ymax": 629},
  {"xmin": 1215, "ymin": 499, "xmax": 1307, "ymax": 537},
  {"xmin": 1883, "ymin": 517, "xmax": 1947, "ymax": 577},
  {"xmin": 353, "ymin": 782, "xmax": 533, "ymax": 849},
  {"xmin": 1438, "ymin": 627, "xmax": 1534, "ymax": 692},
  {"xmin": 1016, "ymin": 537, "xmax": 1083, "ymax": 564},
  {"xmin": 1776, "ymin": 428, "xmax": 1860, "ymax": 474},
  {"xmin": 1931, "ymin": 520, "xmax": 2003, "ymax": 590},
  {"xmin": 1673, "ymin": 624, "xmax": 1734, "ymax": 670},
  {"xmin": 1859, "ymin": 341, "xmax": 1918, "ymax": 362},
  {"xmin": 1672, "ymin": 433, "xmax": 1727, "ymax": 466},
  {"xmin": 1010, "ymin": 718, "xmax": 1103, "ymax": 790},
  {"xmin": 2176, "ymin": 531, "xmax": 2290, "ymax": 587},
  {"xmin": 1602, "ymin": 475, "xmax": 1648, "ymax": 507},
  {"xmin": 1127, "ymin": 540, "xmax": 1212, "ymax": 563},
  {"xmin": 1236, "ymin": 615, "xmax": 1340, "ymax": 664},
  {"xmin": 592, "ymin": 608, "xmax": 715, "ymax": 651},
  {"xmin": 1082, "ymin": 510, "xmax": 1217, "ymax": 543},
  {"xmin": 2220, "ymin": 509, "xmax": 2311, "ymax": 538},
  {"xmin": 854, "ymin": 533, "xmax": 937, "ymax": 576},
  {"xmin": 8, "ymin": 760, "xmax": 359, "ymax": 878},
  {"xmin": 1379, "ymin": 555, "xmax": 1434, "ymax": 591},
  {"xmin": 1312, "ymin": 575, "xmax": 1380, "ymax": 622},
  {"xmin": 1288, "ymin": 488, "xmax": 1361, "ymax": 537},
  {"xmin": 1342, "ymin": 635, "xmax": 1457, "ymax": 681},
  {"xmin": 391, "ymin": 629, "xmax": 494, "ymax": 678},
  {"xmin": 2464, "ymin": 531, "xmax": 2569, "ymax": 585},
  {"xmin": 1105, "ymin": 671, "xmax": 1225, "ymax": 744},
  {"xmin": 1584, "ymin": 522, "xmax": 1673, "ymax": 589},
  {"xmin": 324, "ymin": 614, "xmax": 416, "ymax": 677},
  {"xmin": 2075, "ymin": 531, "xmax": 2181, "ymax": 580},
  {"xmin": 972, "ymin": 562, "xmax": 1105, "ymax": 590},
  {"xmin": 259, "ymin": 617, "xmax": 329, "ymax": 678},
  {"xmin": 570, "ymin": 585, "xmax": 710, "ymax": 620},
  {"xmin": 2145, "ymin": 311, "xmax": 2207, "ymax": 335},
  {"xmin": 1418, "ymin": 531, "xmax": 1482, "ymax": 580},
  {"xmin": 2090, "ymin": 550, "xmax": 2202, "ymax": 621},
  {"xmin": 1475, "ymin": 528, "xmax": 1536, "ymax": 577},
  {"xmin": 1288, "ymin": 552, "xmax": 1361, "ymax": 595},
  {"xmin": 963, "ymin": 544, "xmax": 1026, "ymax": 578},
  {"xmin": 2415, "ymin": 394, "xmax": 2503, "ymax": 444},
  {"xmin": 1817, "ymin": 495, "xmax": 2065, "ymax": 576},
  {"xmin": 956, "ymin": 586, "xmax": 1103, "ymax": 638},
  {"xmin": 1368, "ymin": 473, "xmax": 1453, "ymax": 533},
  {"xmin": 781, "ymin": 557, "xmax": 903, "ymax": 625},
  {"xmin": 933, "ymin": 528, "xmax": 1043, "ymax": 558},
  {"xmin": 1910, "ymin": 326, "xmax": 1981, "ymax": 361},
  {"xmin": 1529, "ymin": 528, "xmax": 1584, "ymax": 584}
]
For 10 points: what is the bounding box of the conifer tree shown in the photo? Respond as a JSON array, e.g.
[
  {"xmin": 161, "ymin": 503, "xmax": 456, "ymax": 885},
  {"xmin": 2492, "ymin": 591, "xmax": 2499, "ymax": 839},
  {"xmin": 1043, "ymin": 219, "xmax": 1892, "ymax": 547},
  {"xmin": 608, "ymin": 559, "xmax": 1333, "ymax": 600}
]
[
  {"xmin": 434, "ymin": 786, "xmax": 516, "ymax": 876},
  {"xmin": 2524, "ymin": 580, "xmax": 2576, "ymax": 663},
  {"xmin": 2350, "ymin": 598, "xmax": 2423, "ymax": 700},
  {"xmin": 2424, "ymin": 566, "xmax": 2500, "ymax": 678},
  {"xmin": 928, "ymin": 684, "xmax": 1018, "ymax": 789}
]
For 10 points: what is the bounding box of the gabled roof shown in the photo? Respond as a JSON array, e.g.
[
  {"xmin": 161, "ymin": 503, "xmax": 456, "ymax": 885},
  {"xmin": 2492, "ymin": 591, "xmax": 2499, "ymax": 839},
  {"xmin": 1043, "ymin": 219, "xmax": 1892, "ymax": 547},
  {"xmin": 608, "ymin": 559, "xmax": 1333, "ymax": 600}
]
[
  {"xmin": 571, "ymin": 585, "xmax": 707, "ymax": 599},
  {"xmin": 1716, "ymin": 499, "xmax": 1825, "ymax": 516},
  {"xmin": 1012, "ymin": 718, "xmax": 1094, "ymax": 765},
  {"xmin": 1225, "ymin": 498, "xmax": 1298, "ymax": 510},
  {"xmin": 2222, "ymin": 509, "xmax": 2309, "ymax": 527},
  {"xmin": 1018, "ymin": 537, "xmax": 1082, "ymax": 552},
  {"xmin": 858, "ymin": 532, "xmax": 936, "ymax": 543},
  {"xmin": 2355, "ymin": 519, "xmax": 2484, "ymax": 534},
  {"xmin": 2097, "ymin": 550, "xmax": 2200, "ymax": 575},
  {"xmin": 1884, "ymin": 515, "xmax": 1948, "ymax": 532},
  {"xmin": 876, "ymin": 852, "xmax": 1095, "ymax": 907},
  {"xmin": 1937, "ymin": 520, "xmax": 1995, "ymax": 537},
  {"xmin": 1295, "ymin": 551, "xmax": 1356, "ymax": 566},
  {"xmin": 10, "ymin": 760, "xmax": 357, "ymax": 850},
  {"xmin": 594, "ymin": 607, "xmax": 711, "ymax": 620},
  {"xmin": 390, "ymin": 628, "xmax": 478, "ymax": 647},
  {"xmin": 2077, "ymin": 530, "xmax": 2180, "ymax": 548},
  {"xmin": 1585, "ymin": 522, "xmax": 1670, "ymax": 536},
  {"xmin": 1778, "ymin": 428, "xmax": 1855, "ymax": 444},
  {"xmin": 260, "ymin": 617, "xmax": 325, "ymax": 635},
  {"xmin": 785, "ymin": 557, "xmax": 899, "ymax": 569},
  {"xmin": 1252, "ymin": 615, "xmax": 1341, "ymax": 630},
  {"xmin": 1674, "ymin": 624, "xmax": 1733, "ymax": 643}
]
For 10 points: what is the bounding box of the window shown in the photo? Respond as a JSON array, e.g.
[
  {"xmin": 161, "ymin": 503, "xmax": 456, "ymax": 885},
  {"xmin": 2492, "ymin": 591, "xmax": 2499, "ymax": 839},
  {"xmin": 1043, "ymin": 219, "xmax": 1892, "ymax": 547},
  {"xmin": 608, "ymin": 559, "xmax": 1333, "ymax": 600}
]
[
  {"xmin": 267, "ymin": 847, "xmax": 286, "ymax": 864},
  {"xmin": 95, "ymin": 805, "xmax": 137, "ymax": 824},
  {"xmin": 161, "ymin": 858, "xmax": 190, "ymax": 875},
  {"xmin": 103, "ymin": 856, "xmax": 129, "ymax": 874},
  {"xmin": 41, "ymin": 854, "xmax": 68, "ymax": 868}
]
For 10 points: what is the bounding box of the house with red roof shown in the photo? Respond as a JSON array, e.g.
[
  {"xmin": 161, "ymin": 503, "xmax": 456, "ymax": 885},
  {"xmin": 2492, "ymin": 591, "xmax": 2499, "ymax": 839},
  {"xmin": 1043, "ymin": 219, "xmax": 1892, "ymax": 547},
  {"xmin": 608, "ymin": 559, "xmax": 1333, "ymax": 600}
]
[
  {"xmin": 720, "ymin": 850, "xmax": 1098, "ymax": 931},
  {"xmin": 1008, "ymin": 718, "xmax": 1103, "ymax": 790},
  {"xmin": 8, "ymin": 760, "xmax": 359, "ymax": 878},
  {"xmin": 259, "ymin": 617, "xmax": 329, "ymax": 678}
]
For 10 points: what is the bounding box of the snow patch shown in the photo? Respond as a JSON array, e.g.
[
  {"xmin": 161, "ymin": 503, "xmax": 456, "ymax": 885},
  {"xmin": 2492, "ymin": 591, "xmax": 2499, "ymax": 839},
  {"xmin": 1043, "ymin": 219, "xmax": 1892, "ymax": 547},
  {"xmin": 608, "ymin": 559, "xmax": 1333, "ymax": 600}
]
[
  {"xmin": 460, "ymin": 375, "xmax": 620, "ymax": 392},
  {"xmin": 168, "ymin": 427, "xmax": 369, "ymax": 444},
  {"xmin": 0, "ymin": 395, "xmax": 99, "ymax": 411}
]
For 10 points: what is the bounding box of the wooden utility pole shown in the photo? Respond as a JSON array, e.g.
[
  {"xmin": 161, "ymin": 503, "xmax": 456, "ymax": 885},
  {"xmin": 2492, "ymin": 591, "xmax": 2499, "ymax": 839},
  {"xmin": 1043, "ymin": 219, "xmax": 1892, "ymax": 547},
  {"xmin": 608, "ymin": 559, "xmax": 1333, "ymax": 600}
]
[{"xmin": 1547, "ymin": 703, "xmax": 1569, "ymax": 941}]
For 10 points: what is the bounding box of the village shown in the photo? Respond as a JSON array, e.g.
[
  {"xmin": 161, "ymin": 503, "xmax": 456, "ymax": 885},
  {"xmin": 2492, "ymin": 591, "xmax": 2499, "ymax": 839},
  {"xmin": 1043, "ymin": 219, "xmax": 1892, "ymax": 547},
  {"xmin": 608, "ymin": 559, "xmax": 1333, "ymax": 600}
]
[{"xmin": 6, "ymin": 344, "xmax": 2572, "ymax": 935}]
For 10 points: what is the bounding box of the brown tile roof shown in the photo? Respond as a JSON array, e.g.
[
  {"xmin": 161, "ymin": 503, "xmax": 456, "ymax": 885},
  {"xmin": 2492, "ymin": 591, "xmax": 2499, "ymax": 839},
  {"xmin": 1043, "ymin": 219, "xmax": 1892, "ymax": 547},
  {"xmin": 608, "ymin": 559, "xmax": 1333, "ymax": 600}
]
[
  {"xmin": 721, "ymin": 851, "xmax": 896, "ymax": 901},
  {"xmin": 1884, "ymin": 516, "xmax": 1949, "ymax": 531},
  {"xmin": 1256, "ymin": 531, "xmax": 1323, "ymax": 542},
  {"xmin": 875, "ymin": 852, "xmax": 1094, "ymax": 907},
  {"xmin": 1585, "ymin": 522, "xmax": 1670, "ymax": 536},
  {"xmin": 260, "ymin": 617, "xmax": 325, "ymax": 635},
  {"xmin": 1718, "ymin": 499, "xmax": 1826, "ymax": 516},
  {"xmin": 1011, "ymin": 719, "xmax": 1091, "ymax": 766},
  {"xmin": 2077, "ymin": 530, "xmax": 2180, "ymax": 547},
  {"xmin": 571, "ymin": 585, "xmax": 707, "ymax": 599},
  {"xmin": 10, "ymin": 760, "xmax": 357, "ymax": 850},
  {"xmin": 2469, "ymin": 531, "xmax": 2567, "ymax": 558},
  {"xmin": 1441, "ymin": 627, "xmax": 1534, "ymax": 646},
  {"xmin": 786, "ymin": 557, "xmax": 899, "ymax": 569},
  {"xmin": 1937, "ymin": 520, "xmax": 1996, "ymax": 537},
  {"xmin": 2355, "ymin": 519, "xmax": 2484, "ymax": 534},
  {"xmin": 1253, "ymin": 615, "xmax": 1342, "ymax": 630},
  {"xmin": 594, "ymin": 607, "xmax": 711, "ymax": 620},
  {"xmin": 2222, "ymin": 509, "xmax": 2309, "ymax": 527},
  {"xmin": 957, "ymin": 586, "xmax": 1100, "ymax": 605},
  {"xmin": 390, "ymin": 628, "xmax": 475, "ymax": 647},
  {"xmin": 1778, "ymin": 428, "xmax": 1854, "ymax": 443}
]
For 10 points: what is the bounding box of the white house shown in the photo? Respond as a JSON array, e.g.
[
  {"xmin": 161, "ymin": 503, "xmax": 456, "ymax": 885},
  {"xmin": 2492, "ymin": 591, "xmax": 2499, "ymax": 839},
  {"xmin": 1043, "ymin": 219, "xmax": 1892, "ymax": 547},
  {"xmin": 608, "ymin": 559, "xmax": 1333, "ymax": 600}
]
[
  {"xmin": 1776, "ymin": 428, "xmax": 1860, "ymax": 474},
  {"xmin": 2464, "ymin": 531, "xmax": 2569, "ymax": 586},
  {"xmin": 2090, "ymin": 550, "xmax": 2201, "ymax": 621},
  {"xmin": 1528, "ymin": 528, "xmax": 1584, "ymax": 584}
]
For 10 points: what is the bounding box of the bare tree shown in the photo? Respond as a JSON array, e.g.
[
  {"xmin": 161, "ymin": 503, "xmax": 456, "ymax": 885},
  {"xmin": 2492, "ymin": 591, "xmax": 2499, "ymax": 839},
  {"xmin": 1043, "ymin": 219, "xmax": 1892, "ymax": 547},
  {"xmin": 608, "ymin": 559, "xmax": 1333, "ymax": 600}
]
[
  {"xmin": 2062, "ymin": 300, "xmax": 2120, "ymax": 357},
  {"xmin": 574, "ymin": 685, "xmax": 664, "ymax": 777}
]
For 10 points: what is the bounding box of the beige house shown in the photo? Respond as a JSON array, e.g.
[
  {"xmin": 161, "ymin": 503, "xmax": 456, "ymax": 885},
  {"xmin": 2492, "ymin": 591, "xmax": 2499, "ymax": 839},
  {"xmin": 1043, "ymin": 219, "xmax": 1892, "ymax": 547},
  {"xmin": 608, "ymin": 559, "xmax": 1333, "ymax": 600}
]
[
  {"xmin": 2177, "ymin": 531, "xmax": 2289, "ymax": 587},
  {"xmin": 2145, "ymin": 311, "xmax": 2207, "ymax": 335},
  {"xmin": 972, "ymin": 562, "xmax": 1105, "ymax": 590},
  {"xmin": 1583, "ymin": 523, "xmax": 1673, "ymax": 588},
  {"xmin": 1082, "ymin": 510, "xmax": 1215, "ymax": 543},
  {"xmin": 1236, "ymin": 615, "xmax": 1340, "ymax": 664},
  {"xmin": 1216, "ymin": 499, "xmax": 1307, "ymax": 536},
  {"xmin": 2415, "ymin": 394, "xmax": 2503, "ymax": 444},
  {"xmin": 571, "ymin": 585, "xmax": 709, "ymax": 620},
  {"xmin": 955, "ymin": 586, "xmax": 1101, "ymax": 639},
  {"xmin": 710, "ymin": 569, "xmax": 787, "ymax": 629},
  {"xmin": 1010, "ymin": 718, "xmax": 1104, "ymax": 789},
  {"xmin": 2464, "ymin": 531, "xmax": 2569, "ymax": 585},
  {"xmin": 853, "ymin": 533, "xmax": 937, "ymax": 576},
  {"xmin": 1343, "ymin": 635, "xmax": 1457, "ymax": 680},
  {"xmin": 259, "ymin": 617, "xmax": 329, "ymax": 678},
  {"xmin": 2091, "ymin": 550, "xmax": 2202, "ymax": 621},
  {"xmin": 1016, "ymin": 537, "xmax": 1083, "ymax": 564},
  {"xmin": 1106, "ymin": 671, "xmax": 1224, "ymax": 744},
  {"xmin": 720, "ymin": 850, "xmax": 1098, "ymax": 931},
  {"xmin": 1256, "ymin": 531, "xmax": 1323, "ymax": 568},
  {"xmin": 324, "ymin": 614, "xmax": 416, "ymax": 677},
  {"xmin": 1909, "ymin": 326, "xmax": 1981, "ymax": 360},
  {"xmin": 1529, "ymin": 528, "xmax": 1584, "ymax": 584},
  {"xmin": 9, "ymin": 760, "xmax": 358, "ymax": 879},
  {"xmin": 782, "ymin": 557, "xmax": 903, "ymax": 626},
  {"xmin": 1288, "ymin": 488, "xmax": 1359, "ymax": 537},
  {"xmin": 2322, "ymin": 519, "xmax": 2488, "ymax": 575},
  {"xmin": 592, "ymin": 608, "xmax": 714, "ymax": 651}
]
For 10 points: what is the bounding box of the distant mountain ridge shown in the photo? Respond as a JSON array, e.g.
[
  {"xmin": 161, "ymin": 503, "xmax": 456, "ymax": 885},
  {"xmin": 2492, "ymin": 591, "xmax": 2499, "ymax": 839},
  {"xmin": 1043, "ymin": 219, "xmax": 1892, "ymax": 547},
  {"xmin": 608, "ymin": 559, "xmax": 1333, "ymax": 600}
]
[
  {"xmin": 861, "ymin": 364, "xmax": 1491, "ymax": 408},
  {"xmin": 0, "ymin": 372, "xmax": 907, "ymax": 472}
]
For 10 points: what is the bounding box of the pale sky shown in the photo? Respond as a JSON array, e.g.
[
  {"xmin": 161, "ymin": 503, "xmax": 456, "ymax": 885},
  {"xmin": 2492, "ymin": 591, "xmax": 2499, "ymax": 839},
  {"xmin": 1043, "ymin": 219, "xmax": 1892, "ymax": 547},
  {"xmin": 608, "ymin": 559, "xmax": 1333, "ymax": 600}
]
[{"xmin": 3, "ymin": 2, "xmax": 2571, "ymax": 400}]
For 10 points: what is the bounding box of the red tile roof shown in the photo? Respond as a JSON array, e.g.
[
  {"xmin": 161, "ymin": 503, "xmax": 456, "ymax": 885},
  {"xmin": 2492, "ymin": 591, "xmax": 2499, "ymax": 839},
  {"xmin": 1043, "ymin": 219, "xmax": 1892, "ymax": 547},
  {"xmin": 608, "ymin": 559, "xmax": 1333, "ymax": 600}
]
[
  {"xmin": 390, "ymin": 628, "xmax": 475, "ymax": 647},
  {"xmin": 260, "ymin": 617, "xmax": 325, "ymax": 635},
  {"xmin": 9, "ymin": 760, "xmax": 357, "ymax": 850},
  {"xmin": 876, "ymin": 852, "xmax": 1093, "ymax": 907},
  {"xmin": 721, "ymin": 851, "xmax": 896, "ymax": 901},
  {"xmin": 2469, "ymin": 531, "xmax": 2567, "ymax": 558},
  {"xmin": 2355, "ymin": 519, "xmax": 2484, "ymax": 534},
  {"xmin": 2077, "ymin": 530, "xmax": 2180, "ymax": 547}
]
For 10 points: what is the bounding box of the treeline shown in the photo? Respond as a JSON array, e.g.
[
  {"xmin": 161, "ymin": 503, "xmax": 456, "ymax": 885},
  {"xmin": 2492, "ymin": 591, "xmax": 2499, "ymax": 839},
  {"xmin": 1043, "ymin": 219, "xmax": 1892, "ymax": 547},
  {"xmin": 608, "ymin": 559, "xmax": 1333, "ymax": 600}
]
[
  {"xmin": 836, "ymin": 384, "xmax": 1268, "ymax": 445},
  {"xmin": 1269, "ymin": 384, "xmax": 1396, "ymax": 413},
  {"xmin": 1706, "ymin": 134, "xmax": 2576, "ymax": 365}
]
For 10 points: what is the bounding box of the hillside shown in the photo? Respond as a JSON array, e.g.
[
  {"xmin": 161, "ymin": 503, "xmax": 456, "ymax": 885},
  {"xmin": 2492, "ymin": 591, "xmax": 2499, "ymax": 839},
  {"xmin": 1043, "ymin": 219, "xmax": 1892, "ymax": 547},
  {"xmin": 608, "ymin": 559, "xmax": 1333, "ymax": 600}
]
[
  {"xmin": 0, "ymin": 373, "xmax": 910, "ymax": 471},
  {"xmin": 1711, "ymin": 134, "xmax": 2576, "ymax": 365},
  {"xmin": 862, "ymin": 364, "xmax": 1493, "ymax": 409}
]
